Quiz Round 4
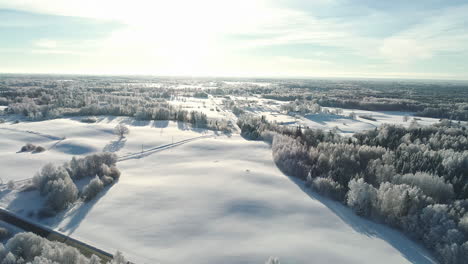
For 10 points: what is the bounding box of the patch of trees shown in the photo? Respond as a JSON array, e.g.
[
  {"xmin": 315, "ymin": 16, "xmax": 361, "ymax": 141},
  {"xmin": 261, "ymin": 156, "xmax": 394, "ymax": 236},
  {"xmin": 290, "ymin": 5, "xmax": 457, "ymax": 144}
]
[
  {"xmin": 80, "ymin": 116, "xmax": 97, "ymax": 123},
  {"xmin": 6, "ymin": 98, "xmax": 60, "ymax": 120},
  {"xmin": 240, "ymin": 115, "xmax": 468, "ymax": 264},
  {"xmin": 263, "ymin": 80, "xmax": 468, "ymax": 121},
  {"xmin": 19, "ymin": 143, "xmax": 45, "ymax": 153},
  {"xmin": 318, "ymin": 97, "xmax": 424, "ymax": 112},
  {"xmin": 193, "ymin": 91, "xmax": 208, "ymax": 98},
  {"xmin": 0, "ymin": 232, "xmax": 127, "ymax": 264},
  {"xmin": 2, "ymin": 79, "xmax": 232, "ymax": 132},
  {"xmin": 32, "ymin": 153, "xmax": 120, "ymax": 217},
  {"xmin": 417, "ymin": 104, "xmax": 468, "ymax": 121},
  {"xmin": 262, "ymin": 94, "xmax": 307, "ymax": 101},
  {"xmin": 317, "ymin": 97, "xmax": 468, "ymax": 121},
  {"xmin": 358, "ymin": 114, "xmax": 377, "ymax": 121},
  {"xmin": 280, "ymin": 100, "xmax": 322, "ymax": 115},
  {"xmin": 222, "ymin": 98, "xmax": 245, "ymax": 117}
]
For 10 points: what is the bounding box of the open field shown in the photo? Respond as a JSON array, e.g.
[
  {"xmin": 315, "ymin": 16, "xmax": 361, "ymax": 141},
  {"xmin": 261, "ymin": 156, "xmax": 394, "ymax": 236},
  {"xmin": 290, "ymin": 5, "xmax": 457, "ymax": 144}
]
[{"xmin": 0, "ymin": 118, "xmax": 437, "ymax": 264}]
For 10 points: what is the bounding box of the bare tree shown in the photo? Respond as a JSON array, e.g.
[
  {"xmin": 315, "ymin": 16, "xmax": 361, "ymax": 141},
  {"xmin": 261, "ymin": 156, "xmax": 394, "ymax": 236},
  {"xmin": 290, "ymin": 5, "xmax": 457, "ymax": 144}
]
[{"xmin": 114, "ymin": 124, "xmax": 130, "ymax": 138}]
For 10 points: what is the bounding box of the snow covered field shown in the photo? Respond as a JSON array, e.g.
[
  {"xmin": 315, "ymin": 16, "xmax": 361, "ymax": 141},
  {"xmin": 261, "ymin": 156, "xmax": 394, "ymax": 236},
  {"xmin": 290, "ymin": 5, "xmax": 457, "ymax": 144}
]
[
  {"xmin": 225, "ymin": 95, "xmax": 441, "ymax": 135},
  {"xmin": 0, "ymin": 117, "xmax": 437, "ymax": 264},
  {"xmin": 0, "ymin": 117, "xmax": 215, "ymax": 182}
]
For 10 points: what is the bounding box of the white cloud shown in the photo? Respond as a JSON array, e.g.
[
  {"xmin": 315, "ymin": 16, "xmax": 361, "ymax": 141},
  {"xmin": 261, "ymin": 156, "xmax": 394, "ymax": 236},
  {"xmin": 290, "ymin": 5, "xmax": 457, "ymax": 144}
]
[
  {"xmin": 378, "ymin": 4, "xmax": 468, "ymax": 64},
  {"xmin": 379, "ymin": 38, "xmax": 432, "ymax": 63},
  {"xmin": 35, "ymin": 39, "xmax": 58, "ymax": 49},
  {"xmin": 2, "ymin": 0, "xmax": 468, "ymax": 78}
]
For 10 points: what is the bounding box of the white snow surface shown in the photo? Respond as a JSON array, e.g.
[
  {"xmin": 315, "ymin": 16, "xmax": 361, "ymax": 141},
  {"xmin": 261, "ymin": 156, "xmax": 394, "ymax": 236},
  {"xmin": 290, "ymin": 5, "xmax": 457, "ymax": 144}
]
[
  {"xmin": 0, "ymin": 117, "xmax": 438, "ymax": 264},
  {"xmin": 224, "ymin": 96, "xmax": 441, "ymax": 136}
]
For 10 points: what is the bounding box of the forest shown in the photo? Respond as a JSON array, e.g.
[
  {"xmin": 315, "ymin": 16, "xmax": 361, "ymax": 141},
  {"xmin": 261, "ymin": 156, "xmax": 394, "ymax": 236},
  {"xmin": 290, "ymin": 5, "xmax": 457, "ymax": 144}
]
[
  {"xmin": 1, "ymin": 75, "xmax": 467, "ymax": 122},
  {"xmin": 0, "ymin": 75, "xmax": 233, "ymax": 132},
  {"xmin": 238, "ymin": 116, "xmax": 468, "ymax": 264}
]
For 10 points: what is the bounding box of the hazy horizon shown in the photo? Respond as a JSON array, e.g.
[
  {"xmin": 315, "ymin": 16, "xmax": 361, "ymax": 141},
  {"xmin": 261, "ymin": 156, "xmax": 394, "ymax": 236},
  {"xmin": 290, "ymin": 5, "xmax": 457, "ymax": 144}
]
[{"xmin": 1, "ymin": 0, "xmax": 468, "ymax": 80}]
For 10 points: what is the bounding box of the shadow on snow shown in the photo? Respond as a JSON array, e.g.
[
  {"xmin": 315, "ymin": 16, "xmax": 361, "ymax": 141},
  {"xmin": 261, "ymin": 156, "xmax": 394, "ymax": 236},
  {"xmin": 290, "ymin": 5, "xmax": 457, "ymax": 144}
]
[{"xmin": 286, "ymin": 175, "xmax": 436, "ymax": 264}]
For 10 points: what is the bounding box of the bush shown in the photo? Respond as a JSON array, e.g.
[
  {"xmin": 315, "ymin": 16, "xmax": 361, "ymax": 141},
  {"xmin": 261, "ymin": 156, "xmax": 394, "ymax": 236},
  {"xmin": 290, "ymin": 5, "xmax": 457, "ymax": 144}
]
[
  {"xmin": 82, "ymin": 176, "xmax": 104, "ymax": 202},
  {"xmin": 2, "ymin": 232, "xmax": 102, "ymax": 263},
  {"xmin": 393, "ymin": 172, "xmax": 454, "ymax": 203},
  {"xmin": 68, "ymin": 153, "xmax": 118, "ymax": 180},
  {"xmin": 101, "ymin": 175, "xmax": 114, "ymax": 186},
  {"xmin": 20, "ymin": 144, "xmax": 45, "ymax": 153},
  {"xmin": 45, "ymin": 176, "xmax": 78, "ymax": 211},
  {"xmin": 0, "ymin": 232, "xmax": 128, "ymax": 263},
  {"xmin": 80, "ymin": 116, "xmax": 97, "ymax": 123},
  {"xmin": 33, "ymin": 146, "xmax": 46, "ymax": 153},
  {"xmin": 108, "ymin": 166, "xmax": 121, "ymax": 180},
  {"xmin": 33, "ymin": 164, "xmax": 78, "ymax": 212},
  {"xmin": 20, "ymin": 143, "xmax": 36, "ymax": 152},
  {"xmin": 311, "ymin": 177, "xmax": 345, "ymax": 201},
  {"xmin": 32, "ymin": 153, "xmax": 121, "ymax": 215}
]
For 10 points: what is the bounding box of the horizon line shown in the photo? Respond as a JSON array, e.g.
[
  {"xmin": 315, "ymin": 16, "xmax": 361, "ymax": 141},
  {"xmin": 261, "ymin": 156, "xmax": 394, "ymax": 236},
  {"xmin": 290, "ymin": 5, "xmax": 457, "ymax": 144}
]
[{"xmin": 1, "ymin": 72, "xmax": 468, "ymax": 82}]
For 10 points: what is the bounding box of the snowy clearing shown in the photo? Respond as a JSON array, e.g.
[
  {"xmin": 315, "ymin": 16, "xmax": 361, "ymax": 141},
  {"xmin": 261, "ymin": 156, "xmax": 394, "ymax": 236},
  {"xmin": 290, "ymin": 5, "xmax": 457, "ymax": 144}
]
[{"xmin": 0, "ymin": 118, "xmax": 437, "ymax": 264}]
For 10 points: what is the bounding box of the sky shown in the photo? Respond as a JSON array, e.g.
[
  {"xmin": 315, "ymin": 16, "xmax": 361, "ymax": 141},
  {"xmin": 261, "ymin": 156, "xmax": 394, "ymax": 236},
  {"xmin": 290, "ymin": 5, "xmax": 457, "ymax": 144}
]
[{"xmin": 0, "ymin": 0, "xmax": 468, "ymax": 79}]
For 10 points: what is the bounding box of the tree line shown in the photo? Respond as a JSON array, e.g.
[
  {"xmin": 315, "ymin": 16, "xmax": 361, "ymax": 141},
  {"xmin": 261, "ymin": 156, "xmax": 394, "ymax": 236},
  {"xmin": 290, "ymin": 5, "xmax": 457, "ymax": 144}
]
[
  {"xmin": 0, "ymin": 232, "xmax": 127, "ymax": 264},
  {"xmin": 1, "ymin": 81, "xmax": 233, "ymax": 132}
]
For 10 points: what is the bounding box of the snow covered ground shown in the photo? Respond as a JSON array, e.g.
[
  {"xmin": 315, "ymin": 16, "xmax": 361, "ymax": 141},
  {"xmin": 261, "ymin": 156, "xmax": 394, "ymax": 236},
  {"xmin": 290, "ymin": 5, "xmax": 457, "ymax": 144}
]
[
  {"xmin": 0, "ymin": 118, "xmax": 437, "ymax": 264},
  {"xmin": 225, "ymin": 95, "xmax": 441, "ymax": 135},
  {"xmin": 0, "ymin": 117, "xmax": 215, "ymax": 182},
  {"xmin": 169, "ymin": 96, "xmax": 226, "ymax": 119}
]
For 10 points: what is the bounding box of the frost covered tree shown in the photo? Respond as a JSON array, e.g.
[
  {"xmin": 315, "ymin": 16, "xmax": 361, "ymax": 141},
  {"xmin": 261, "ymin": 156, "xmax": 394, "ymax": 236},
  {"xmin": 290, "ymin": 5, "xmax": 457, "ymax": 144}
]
[
  {"xmin": 114, "ymin": 124, "xmax": 129, "ymax": 138},
  {"xmin": 82, "ymin": 176, "xmax": 104, "ymax": 202},
  {"xmin": 347, "ymin": 178, "xmax": 376, "ymax": 216},
  {"xmin": 33, "ymin": 164, "xmax": 78, "ymax": 212},
  {"xmin": 265, "ymin": 257, "xmax": 280, "ymax": 264},
  {"xmin": 32, "ymin": 152, "xmax": 121, "ymax": 215},
  {"xmin": 311, "ymin": 177, "xmax": 345, "ymax": 201},
  {"xmin": 111, "ymin": 251, "xmax": 127, "ymax": 264},
  {"xmin": 393, "ymin": 172, "xmax": 454, "ymax": 203},
  {"xmin": 0, "ymin": 232, "xmax": 123, "ymax": 264}
]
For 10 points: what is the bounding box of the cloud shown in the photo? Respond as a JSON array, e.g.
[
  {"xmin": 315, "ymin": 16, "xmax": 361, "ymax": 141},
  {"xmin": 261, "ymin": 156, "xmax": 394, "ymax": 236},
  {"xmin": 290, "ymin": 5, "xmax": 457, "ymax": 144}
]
[
  {"xmin": 34, "ymin": 39, "xmax": 58, "ymax": 49},
  {"xmin": 378, "ymin": 4, "xmax": 468, "ymax": 64},
  {"xmin": 1, "ymin": 0, "xmax": 468, "ymax": 78},
  {"xmin": 379, "ymin": 38, "xmax": 432, "ymax": 63}
]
